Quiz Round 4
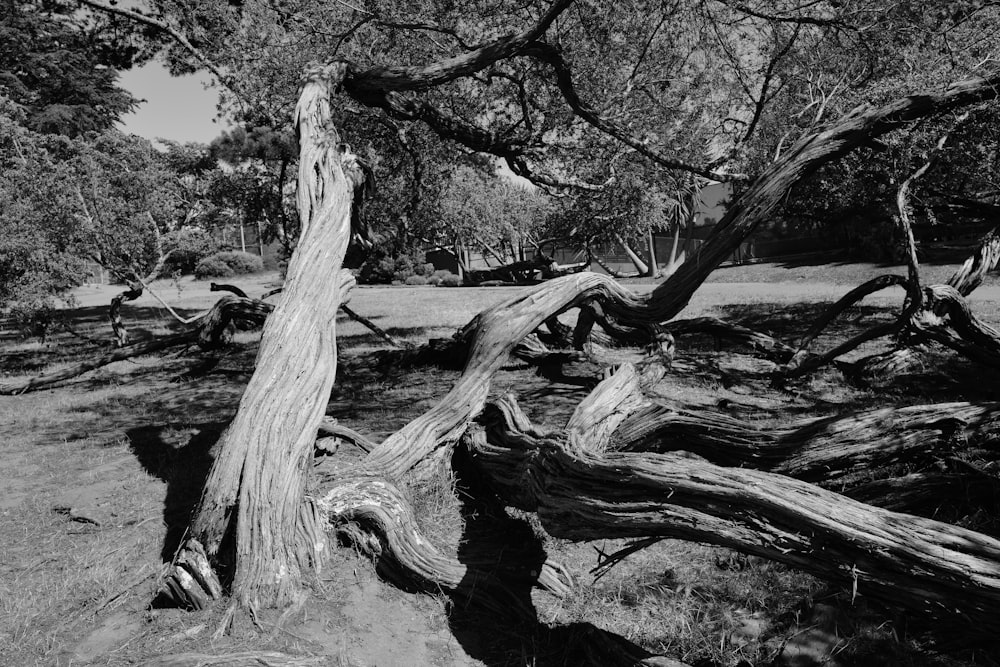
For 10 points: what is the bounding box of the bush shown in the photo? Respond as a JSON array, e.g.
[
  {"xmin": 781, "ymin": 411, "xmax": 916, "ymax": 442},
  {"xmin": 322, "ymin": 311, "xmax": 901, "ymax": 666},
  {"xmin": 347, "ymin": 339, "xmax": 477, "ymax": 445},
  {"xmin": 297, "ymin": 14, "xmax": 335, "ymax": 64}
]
[
  {"xmin": 162, "ymin": 228, "xmax": 220, "ymax": 275},
  {"xmin": 194, "ymin": 255, "xmax": 235, "ymax": 279},
  {"xmin": 431, "ymin": 269, "xmax": 456, "ymax": 281},
  {"xmin": 426, "ymin": 275, "xmax": 441, "ymax": 286},
  {"xmin": 214, "ymin": 251, "xmax": 264, "ymax": 275},
  {"xmin": 404, "ymin": 274, "xmax": 428, "ymax": 286},
  {"xmin": 413, "ymin": 262, "xmax": 436, "ymax": 277},
  {"xmin": 439, "ymin": 272, "xmax": 462, "ymax": 287},
  {"xmin": 359, "ymin": 250, "xmax": 433, "ymax": 284}
]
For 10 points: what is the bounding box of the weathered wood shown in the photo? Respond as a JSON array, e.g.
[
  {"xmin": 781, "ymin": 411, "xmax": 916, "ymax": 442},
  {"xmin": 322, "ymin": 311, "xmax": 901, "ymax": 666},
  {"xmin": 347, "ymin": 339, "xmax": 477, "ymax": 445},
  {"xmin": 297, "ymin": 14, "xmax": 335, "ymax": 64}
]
[
  {"xmin": 566, "ymin": 363, "xmax": 656, "ymax": 453},
  {"xmin": 109, "ymin": 281, "xmax": 144, "ymax": 346},
  {"xmin": 664, "ymin": 317, "xmax": 796, "ymax": 361},
  {"xmin": 209, "ymin": 283, "xmax": 249, "ymax": 298},
  {"xmin": 785, "ymin": 274, "xmax": 908, "ymax": 369},
  {"xmin": 142, "ymin": 652, "xmax": 326, "ymax": 667},
  {"xmin": 615, "ymin": 399, "xmax": 1000, "ymax": 485},
  {"xmin": 188, "ymin": 64, "xmax": 363, "ymax": 609},
  {"xmin": 0, "ymin": 332, "xmax": 194, "ymax": 395},
  {"xmin": 351, "ymin": 272, "xmax": 655, "ymax": 478},
  {"xmin": 340, "ymin": 303, "xmax": 404, "ymax": 348},
  {"xmin": 468, "ymin": 396, "xmax": 1000, "ymax": 636},
  {"xmin": 948, "ymin": 227, "xmax": 1000, "ymax": 296},
  {"xmin": 321, "ymin": 477, "xmax": 572, "ymax": 599}
]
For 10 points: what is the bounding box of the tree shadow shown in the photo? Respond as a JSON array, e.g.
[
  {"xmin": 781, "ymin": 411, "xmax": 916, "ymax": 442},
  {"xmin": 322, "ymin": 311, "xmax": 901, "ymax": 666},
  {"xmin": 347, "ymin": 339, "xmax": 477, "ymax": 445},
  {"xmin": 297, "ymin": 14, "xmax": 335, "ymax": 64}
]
[
  {"xmin": 125, "ymin": 421, "xmax": 225, "ymax": 561},
  {"xmin": 446, "ymin": 448, "xmax": 672, "ymax": 666}
]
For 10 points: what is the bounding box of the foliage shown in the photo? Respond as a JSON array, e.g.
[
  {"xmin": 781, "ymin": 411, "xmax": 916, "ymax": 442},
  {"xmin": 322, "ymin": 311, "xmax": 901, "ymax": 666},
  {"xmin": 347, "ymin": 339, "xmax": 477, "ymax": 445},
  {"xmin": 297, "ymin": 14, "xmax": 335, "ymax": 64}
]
[
  {"xmin": 194, "ymin": 256, "xmax": 235, "ymax": 279},
  {"xmin": 0, "ymin": 1, "xmax": 143, "ymax": 138},
  {"xmin": 195, "ymin": 251, "xmax": 264, "ymax": 279},
  {"xmin": 438, "ymin": 273, "xmax": 462, "ymax": 287},
  {"xmin": 779, "ymin": 105, "xmax": 1000, "ymax": 259},
  {"xmin": 403, "ymin": 274, "xmax": 428, "ymax": 286},
  {"xmin": 207, "ymin": 125, "xmax": 299, "ymax": 252},
  {"xmin": 162, "ymin": 228, "xmax": 221, "ymax": 274},
  {"xmin": 430, "ymin": 164, "xmax": 554, "ymax": 257},
  {"xmin": 358, "ymin": 249, "xmax": 433, "ymax": 285}
]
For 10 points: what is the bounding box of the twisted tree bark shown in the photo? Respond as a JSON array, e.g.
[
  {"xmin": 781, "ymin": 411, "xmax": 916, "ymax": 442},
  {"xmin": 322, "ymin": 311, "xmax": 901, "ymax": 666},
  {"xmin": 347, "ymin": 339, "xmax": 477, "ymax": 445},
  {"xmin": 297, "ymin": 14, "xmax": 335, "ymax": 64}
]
[
  {"xmin": 177, "ymin": 64, "xmax": 367, "ymax": 610},
  {"xmin": 467, "ymin": 390, "xmax": 1000, "ymax": 637}
]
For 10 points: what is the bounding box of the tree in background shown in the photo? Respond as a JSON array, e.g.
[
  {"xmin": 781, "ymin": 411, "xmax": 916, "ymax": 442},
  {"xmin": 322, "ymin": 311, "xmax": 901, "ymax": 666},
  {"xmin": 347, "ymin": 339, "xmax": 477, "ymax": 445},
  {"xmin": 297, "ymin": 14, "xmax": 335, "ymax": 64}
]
[{"xmin": 0, "ymin": 0, "xmax": 143, "ymax": 137}]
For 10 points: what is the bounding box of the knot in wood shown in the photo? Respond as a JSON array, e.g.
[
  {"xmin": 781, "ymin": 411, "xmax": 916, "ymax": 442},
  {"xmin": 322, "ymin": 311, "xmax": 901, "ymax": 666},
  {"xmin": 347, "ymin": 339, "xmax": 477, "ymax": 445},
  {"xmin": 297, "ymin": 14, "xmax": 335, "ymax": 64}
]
[{"xmin": 301, "ymin": 61, "xmax": 348, "ymax": 89}]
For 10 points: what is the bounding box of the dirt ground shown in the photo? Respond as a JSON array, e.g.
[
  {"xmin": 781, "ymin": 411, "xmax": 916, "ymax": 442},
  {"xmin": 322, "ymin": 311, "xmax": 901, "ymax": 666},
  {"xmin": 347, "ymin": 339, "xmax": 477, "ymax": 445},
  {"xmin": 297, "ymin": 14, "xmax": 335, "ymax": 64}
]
[{"xmin": 2, "ymin": 265, "xmax": 1000, "ymax": 666}]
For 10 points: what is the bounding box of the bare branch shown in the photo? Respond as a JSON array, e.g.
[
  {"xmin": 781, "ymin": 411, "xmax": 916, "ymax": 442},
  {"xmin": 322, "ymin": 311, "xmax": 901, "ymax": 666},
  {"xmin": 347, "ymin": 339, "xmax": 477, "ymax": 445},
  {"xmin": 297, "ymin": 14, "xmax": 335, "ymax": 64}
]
[
  {"xmin": 77, "ymin": 0, "xmax": 237, "ymax": 97},
  {"xmin": 345, "ymin": 0, "xmax": 575, "ymax": 93}
]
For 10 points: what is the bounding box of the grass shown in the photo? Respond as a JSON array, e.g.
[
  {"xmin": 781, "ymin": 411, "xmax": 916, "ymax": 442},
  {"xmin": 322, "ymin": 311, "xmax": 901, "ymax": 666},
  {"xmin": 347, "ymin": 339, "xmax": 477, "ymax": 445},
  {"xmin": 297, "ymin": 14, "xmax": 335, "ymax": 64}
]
[{"xmin": 2, "ymin": 265, "xmax": 1000, "ymax": 665}]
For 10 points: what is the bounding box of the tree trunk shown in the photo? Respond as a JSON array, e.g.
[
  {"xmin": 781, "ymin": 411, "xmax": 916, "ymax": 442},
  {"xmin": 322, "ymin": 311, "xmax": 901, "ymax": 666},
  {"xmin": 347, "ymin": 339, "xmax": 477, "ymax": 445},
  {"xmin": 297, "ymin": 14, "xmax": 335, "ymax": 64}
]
[
  {"xmin": 187, "ymin": 64, "xmax": 362, "ymax": 609},
  {"xmin": 664, "ymin": 223, "xmax": 684, "ymax": 277},
  {"xmin": 613, "ymin": 233, "xmax": 650, "ymax": 276},
  {"xmin": 646, "ymin": 229, "xmax": 659, "ymax": 278}
]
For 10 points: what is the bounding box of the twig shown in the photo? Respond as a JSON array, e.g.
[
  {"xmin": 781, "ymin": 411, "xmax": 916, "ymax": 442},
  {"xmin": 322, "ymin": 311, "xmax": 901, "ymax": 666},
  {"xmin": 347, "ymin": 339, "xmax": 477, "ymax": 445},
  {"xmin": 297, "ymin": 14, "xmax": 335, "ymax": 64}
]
[{"xmin": 590, "ymin": 537, "xmax": 662, "ymax": 582}]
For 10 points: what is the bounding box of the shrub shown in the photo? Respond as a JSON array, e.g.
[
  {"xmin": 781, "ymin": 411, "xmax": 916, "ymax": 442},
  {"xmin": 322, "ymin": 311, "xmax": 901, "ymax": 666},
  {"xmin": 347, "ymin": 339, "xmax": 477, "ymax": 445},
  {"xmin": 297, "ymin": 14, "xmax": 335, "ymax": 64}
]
[
  {"xmin": 359, "ymin": 250, "xmax": 432, "ymax": 284},
  {"xmin": 431, "ymin": 269, "xmax": 456, "ymax": 281},
  {"xmin": 439, "ymin": 272, "xmax": 462, "ymax": 287},
  {"xmin": 426, "ymin": 275, "xmax": 441, "ymax": 286},
  {"xmin": 194, "ymin": 255, "xmax": 235, "ymax": 279},
  {"xmin": 413, "ymin": 262, "xmax": 436, "ymax": 277},
  {"xmin": 390, "ymin": 254, "xmax": 416, "ymax": 283},
  {"xmin": 162, "ymin": 228, "xmax": 220, "ymax": 275},
  {"xmin": 214, "ymin": 251, "xmax": 264, "ymax": 275},
  {"xmin": 404, "ymin": 274, "xmax": 428, "ymax": 286}
]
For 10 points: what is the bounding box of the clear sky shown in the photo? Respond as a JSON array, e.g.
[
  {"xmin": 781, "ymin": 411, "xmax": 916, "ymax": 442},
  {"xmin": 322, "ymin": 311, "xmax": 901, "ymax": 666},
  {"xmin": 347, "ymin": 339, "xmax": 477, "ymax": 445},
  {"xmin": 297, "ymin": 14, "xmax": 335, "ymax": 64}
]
[{"xmin": 117, "ymin": 62, "xmax": 228, "ymax": 145}]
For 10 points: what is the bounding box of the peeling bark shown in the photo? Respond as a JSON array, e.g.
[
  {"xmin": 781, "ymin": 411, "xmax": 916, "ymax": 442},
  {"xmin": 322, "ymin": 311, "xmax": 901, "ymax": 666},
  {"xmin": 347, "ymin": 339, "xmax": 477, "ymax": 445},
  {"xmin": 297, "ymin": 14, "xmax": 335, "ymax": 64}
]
[{"xmin": 185, "ymin": 65, "xmax": 365, "ymax": 609}]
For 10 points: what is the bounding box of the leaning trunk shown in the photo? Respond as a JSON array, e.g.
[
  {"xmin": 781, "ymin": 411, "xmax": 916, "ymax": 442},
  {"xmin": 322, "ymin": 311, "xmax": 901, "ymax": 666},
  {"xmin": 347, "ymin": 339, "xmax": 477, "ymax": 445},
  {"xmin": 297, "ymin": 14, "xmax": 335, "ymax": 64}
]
[{"xmin": 190, "ymin": 64, "xmax": 358, "ymax": 608}]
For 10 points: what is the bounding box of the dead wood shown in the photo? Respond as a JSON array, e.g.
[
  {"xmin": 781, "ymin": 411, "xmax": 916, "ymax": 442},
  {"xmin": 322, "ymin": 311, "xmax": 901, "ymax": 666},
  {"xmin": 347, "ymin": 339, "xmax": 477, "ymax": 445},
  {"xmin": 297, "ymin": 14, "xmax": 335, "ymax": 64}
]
[
  {"xmin": 948, "ymin": 227, "xmax": 1000, "ymax": 296},
  {"xmin": 109, "ymin": 281, "xmax": 144, "ymax": 346},
  {"xmin": 785, "ymin": 274, "xmax": 908, "ymax": 368},
  {"xmin": 340, "ymin": 303, "xmax": 404, "ymax": 348},
  {"xmin": 0, "ymin": 332, "xmax": 194, "ymax": 395},
  {"xmin": 321, "ymin": 477, "xmax": 572, "ymax": 600},
  {"xmin": 467, "ymin": 394, "xmax": 1000, "ymax": 636},
  {"xmin": 141, "ymin": 652, "xmax": 326, "ymax": 667},
  {"xmin": 348, "ymin": 272, "xmax": 655, "ymax": 479},
  {"xmin": 614, "ymin": 399, "xmax": 1000, "ymax": 486},
  {"xmin": 209, "ymin": 283, "xmax": 249, "ymax": 298},
  {"xmin": 0, "ymin": 295, "xmax": 276, "ymax": 395},
  {"xmin": 664, "ymin": 317, "xmax": 796, "ymax": 361}
]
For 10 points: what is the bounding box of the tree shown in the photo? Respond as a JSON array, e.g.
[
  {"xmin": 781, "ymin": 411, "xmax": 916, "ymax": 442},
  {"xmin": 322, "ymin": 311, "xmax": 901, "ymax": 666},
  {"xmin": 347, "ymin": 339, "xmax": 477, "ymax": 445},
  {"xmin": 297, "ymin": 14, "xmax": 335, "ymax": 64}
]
[
  {"xmin": 0, "ymin": 0, "xmax": 141, "ymax": 137},
  {"xmin": 61, "ymin": 0, "xmax": 1000, "ymax": 654}
]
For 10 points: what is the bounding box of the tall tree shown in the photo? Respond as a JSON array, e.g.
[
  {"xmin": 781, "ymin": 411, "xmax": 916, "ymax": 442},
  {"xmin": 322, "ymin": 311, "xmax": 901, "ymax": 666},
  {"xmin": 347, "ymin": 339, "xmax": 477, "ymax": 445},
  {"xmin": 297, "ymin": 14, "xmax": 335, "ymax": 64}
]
[{"xmin": 0, "ymin": 0, "xmax": 143, "ymax": 137}]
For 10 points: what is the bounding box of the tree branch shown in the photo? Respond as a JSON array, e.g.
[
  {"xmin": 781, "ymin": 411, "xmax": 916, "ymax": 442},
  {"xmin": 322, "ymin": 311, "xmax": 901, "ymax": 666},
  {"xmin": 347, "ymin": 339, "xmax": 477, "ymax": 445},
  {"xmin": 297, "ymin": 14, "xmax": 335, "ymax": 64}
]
[
  {"xmin": 524, "ymin": 42, "xmax": 747, "ymax": 182},
  {"xmin": 344, "ymin": 0, "xmax": 575, "ymax": 93}
]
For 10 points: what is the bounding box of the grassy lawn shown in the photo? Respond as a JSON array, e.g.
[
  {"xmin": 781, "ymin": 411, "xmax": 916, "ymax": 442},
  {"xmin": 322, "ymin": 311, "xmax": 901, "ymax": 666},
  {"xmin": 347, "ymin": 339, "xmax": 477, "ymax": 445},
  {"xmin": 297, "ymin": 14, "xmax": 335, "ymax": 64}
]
[{"xmin": 1, "ymin": 266, "xmax": 998, "ymax": 666}]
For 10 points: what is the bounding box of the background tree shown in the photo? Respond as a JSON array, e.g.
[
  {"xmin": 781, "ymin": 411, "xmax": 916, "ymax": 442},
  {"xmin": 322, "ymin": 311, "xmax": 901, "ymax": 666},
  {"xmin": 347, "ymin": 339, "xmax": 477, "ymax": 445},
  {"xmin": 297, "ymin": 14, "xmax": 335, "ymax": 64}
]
[{"xmin": 0, "ymin": 0, "xmax": 143, "ymax": 137}]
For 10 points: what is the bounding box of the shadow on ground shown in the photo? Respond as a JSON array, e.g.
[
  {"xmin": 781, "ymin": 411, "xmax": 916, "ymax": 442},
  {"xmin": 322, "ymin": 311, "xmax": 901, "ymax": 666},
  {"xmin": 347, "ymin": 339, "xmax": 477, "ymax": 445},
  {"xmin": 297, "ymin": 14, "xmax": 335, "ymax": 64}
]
[
  {"xmin": 125, "ymin": 422, "xmax": 225, "ymax": 561},
  {"xmin": 445, "ymin": 448, "xmax": 681, "ymax": 667}
]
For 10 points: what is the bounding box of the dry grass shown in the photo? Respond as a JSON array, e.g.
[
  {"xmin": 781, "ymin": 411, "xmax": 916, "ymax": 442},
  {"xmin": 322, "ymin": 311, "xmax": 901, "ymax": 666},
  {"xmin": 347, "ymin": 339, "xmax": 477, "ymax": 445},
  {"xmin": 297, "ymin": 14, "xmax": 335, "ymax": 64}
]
[{"xmin": 2, "ymin": 267, "xmax": 1000, "ymax": 665}]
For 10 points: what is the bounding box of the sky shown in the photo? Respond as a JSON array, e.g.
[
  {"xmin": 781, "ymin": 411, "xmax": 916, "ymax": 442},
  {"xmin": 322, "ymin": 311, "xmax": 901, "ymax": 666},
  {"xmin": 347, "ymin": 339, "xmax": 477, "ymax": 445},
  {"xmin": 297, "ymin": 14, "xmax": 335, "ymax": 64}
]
[{"xmin": 117, "ymin": 62, "xmax": 228, "ymax": 145}]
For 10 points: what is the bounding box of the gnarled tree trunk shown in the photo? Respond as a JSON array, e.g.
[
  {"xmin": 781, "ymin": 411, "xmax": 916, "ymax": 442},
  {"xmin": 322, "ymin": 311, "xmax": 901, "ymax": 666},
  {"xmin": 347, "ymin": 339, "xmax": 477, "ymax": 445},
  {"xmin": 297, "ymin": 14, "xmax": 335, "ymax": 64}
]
[{"xmin": 182, "ymin": 64, "xmax": 364, "ymax": 609}]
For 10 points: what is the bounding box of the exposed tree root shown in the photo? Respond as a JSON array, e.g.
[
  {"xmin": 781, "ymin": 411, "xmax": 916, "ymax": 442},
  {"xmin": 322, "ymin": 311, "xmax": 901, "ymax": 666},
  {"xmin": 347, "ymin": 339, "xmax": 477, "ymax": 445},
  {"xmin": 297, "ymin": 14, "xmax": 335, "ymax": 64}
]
[{"xmin": 321, "ymin": 477, "xmax": 573, "ymax": 600}]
